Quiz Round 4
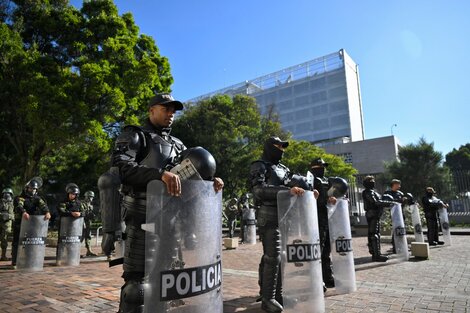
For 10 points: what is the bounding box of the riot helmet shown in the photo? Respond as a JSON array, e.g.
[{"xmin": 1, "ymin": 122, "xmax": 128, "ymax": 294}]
[
  {"xmin": 66, "ymin": 183, "xmax": 80, "ymax": 199},
  {"xmin": 262, "ymin": 136, "xmax": 288, "ymax": 165},
  {"xmin": 362, "ymin": 175, "xmax": 375, "ymax": 189},
  {"xmin": 178, "ymin": 147, "xmax": 217, "ymax": 180},
  {"xmin": 25, "ymin": 177, "xmax": 43, "ymax": 196},
  {"xmin": 327, "ymin": 177, "xmax": 349, "ymax": 198},
  {"xmin": 405, "ymin": 192, "xmax": 415, "ymax": 204}
]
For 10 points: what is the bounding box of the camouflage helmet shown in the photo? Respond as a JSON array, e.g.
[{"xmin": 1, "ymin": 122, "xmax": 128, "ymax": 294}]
[
  {"xmin": 65, "ymin": 183, "xmax": 80, "ymax": 195},
  {"xmin": 2, "ymin": 188, "xmax": 13, "ymax": 196},
  {"xmin": 84, "ymin": 190, "xmax": 95, "ymax": 198}
]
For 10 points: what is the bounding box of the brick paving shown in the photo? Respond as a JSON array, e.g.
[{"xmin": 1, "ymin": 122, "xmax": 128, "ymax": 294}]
[{"xmin": 0, "ymin": 233, "xmax": 469, "ymax": 312}]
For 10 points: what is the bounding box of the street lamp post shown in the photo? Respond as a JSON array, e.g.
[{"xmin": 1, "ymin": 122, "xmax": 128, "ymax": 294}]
[{"xmin": 391, "ymin": 124, "xmax": 397, "ymax": 136}]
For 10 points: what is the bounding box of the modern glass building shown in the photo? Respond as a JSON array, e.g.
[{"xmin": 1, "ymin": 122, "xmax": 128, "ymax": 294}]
[{"xmin": 188, "ymin": 49, "xmax": 365, "ymax": 145}]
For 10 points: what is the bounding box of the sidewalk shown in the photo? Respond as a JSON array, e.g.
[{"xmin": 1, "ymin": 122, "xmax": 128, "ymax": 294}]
[{"xmin": 0, "ymin": 234, "xmax": 469, "ymax": 312}]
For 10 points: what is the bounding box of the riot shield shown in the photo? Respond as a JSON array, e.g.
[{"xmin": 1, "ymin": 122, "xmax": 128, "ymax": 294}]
[
  {"xmin": 390, "ymin": 203, "xmax": 409, "ymax": 261},
  {"xmin": 244, "ymin": 208, "xmax": 256, "ymax": 245},
  {"xmin": 144, "ymin": 180, "xmax": 223, "ymax": 313},
  {"xmin": 56, "ymin": 216, "xmax": 84, "ymax": 266},
  {"xmin": 327, "ymin": 198, "xmax": 356, "ymax": 294},
  {"xmin": 409, "ymin": 204, "xmax": 424, "ymax": 243},
  {"xmin": 277, "ymin": 190, "xmax": 325, "ymax": 313},
  {"xmin": 16, "ymin": 215, "xmax": 48, "ymax": 271},
  {"xmin": 438, "ymin": 207, "xmax": 452, "ymax": 245}
]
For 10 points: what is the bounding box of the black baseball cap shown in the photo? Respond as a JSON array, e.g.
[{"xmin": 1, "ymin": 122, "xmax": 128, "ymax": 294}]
[
  {"xmin": 266, "ymin": 136, "xmax": 289, "ymax": 148},
  {"xmin": 148, "ymin": 93, "xmax": 183, "ymax": 110},
  {"xmin": 310, "ymin": 157, "xmax": 329, "ymax": 167}
]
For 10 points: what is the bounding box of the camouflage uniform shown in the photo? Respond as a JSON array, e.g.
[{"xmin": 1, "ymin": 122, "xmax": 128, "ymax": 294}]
[
  {"xmin": 81, "ymin": 191, "xmax": 96, "ymax": 256},
  {"xmin": 0, "ymin": 189, "xmax": 14, "ymax": 260},
  {"xmin": 12, "ymin": 191, "xmax": 49, "ymax": 266}
]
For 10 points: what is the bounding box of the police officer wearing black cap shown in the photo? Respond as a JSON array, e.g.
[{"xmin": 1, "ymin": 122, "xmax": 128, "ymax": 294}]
[
  {"xmin": 422, "ymin": 187, "xmax": 447, "ymax": 246},
  {"xmin": 310, "ymin": 157, "xmax": 337, "ymax": 289},
  {"xmin": 362, "ymin": 175, "xmax": 394, "ymax": 262},
  {"xmin": 251, "ymin": 137, "xmax": 305, "ymax": 313},
  {"xmin": 112, "ymin": 93, "xmax": 224, "ymax": 313}
]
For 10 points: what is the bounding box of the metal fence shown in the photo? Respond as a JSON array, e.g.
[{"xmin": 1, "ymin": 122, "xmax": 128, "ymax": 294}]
[{"xmin": 347, "ymin": 170, "xmax": 470, "ymax": 217}]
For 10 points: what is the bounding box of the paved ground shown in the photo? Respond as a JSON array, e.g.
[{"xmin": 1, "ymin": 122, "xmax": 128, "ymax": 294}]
[{"xmin": 0, "ymin": 232, "xmax": 469, "ymax": 312}]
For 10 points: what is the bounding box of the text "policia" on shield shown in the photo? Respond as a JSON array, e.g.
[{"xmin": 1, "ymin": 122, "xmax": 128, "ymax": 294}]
[
  {"xmin": 286, "ymin": 243, "xmax": 321, "ymax": 263},
  {"xmin": 160, "ymin": 260, "xmax": 222, "ymax": 301}
]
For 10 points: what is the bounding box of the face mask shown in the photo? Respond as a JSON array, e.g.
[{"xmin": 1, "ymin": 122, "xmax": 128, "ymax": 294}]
[
  {"xmin": 427, "ymin": 192, "xmax": 434, "ymax": 197},
  {"xmin": 262, "ymin": 143, "xmax": 284, "ymax": 164},
  {"xmin": 311, "ymin": 167, "xmax": 325, "ymax": 178},
  {"xmin": 364, "ymin": 181, "xmax": 375, "ymax": 189}
]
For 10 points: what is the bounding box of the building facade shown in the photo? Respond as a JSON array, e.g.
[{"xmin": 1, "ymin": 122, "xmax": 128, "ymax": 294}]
[{"xmin": 189, "ymin": 49, "xmax": 365, "ymax": 144}]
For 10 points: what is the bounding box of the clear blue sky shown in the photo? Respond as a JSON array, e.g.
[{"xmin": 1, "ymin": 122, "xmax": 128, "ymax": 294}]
[{"xmin": 74, "ymin": 0, "xmax": 469, "ymax": 156}]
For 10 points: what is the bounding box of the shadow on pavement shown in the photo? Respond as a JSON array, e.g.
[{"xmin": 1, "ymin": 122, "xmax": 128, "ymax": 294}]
[{"xmin": 224, "ymin": 296, "xmax": 262, "ymax": 312}]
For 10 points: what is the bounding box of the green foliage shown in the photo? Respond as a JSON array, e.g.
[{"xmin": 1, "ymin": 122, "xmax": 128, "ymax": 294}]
[
  {"xmin": 282, "ymin": 140, "xmax": 357, "ymax": 179},
  {"xmin": 172, "ymin": 94, "xmax": 357, "ymax": 199},
  {"xmin": 384, "ymin": 137, "xmax": 453, "ymax": 202},
  {"xmin": 172, "ymin": 95, "xmax": 267, "ymax": 198},
  {"xmin": 445, "ymin": 143, "xmax": 470, "ymax": 171},
  {"xmin": 0, "ymin": 0, "xmax": 173, "ymax": 190}
]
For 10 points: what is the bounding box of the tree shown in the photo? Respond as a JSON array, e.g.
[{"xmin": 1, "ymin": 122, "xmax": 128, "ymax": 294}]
[
  {"xmin": 0, "ymin": 0, "xmax": 173, "ymax": 190},
  {"xmin": 384, "ymin": 137, "xmax": 453, "ymax": 201},
  {"xmin": 445, "ymin": 143, "xmax": 470, "ymax": 194},
  {"xmin": 172, "ymin": 94, "xmax": 356, "ymax": 198},
  {"xmin": 282, "ymin": 140, "xmax": 357, "ymax": 180},
  {"xmin": 445, "ymin": 143, "xmax": 470, "ymax": 171},
  {"xmin": 172, "ymin": 94, "xmax": 280, "ymax": 198}
]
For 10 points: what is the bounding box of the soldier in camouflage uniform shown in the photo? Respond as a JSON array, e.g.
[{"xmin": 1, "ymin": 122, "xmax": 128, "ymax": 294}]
[
  {"xmin": 224, "ymin": 198, "xmax": 239, "ymax": 238},
  {"xmin": 12, "ymin": 178, "xmax": 50, "ymax": 267},
  {"xmin": 82, "ymin": 191, "xmax": 97, "ymax": 256},
  {"xmin": 0, "ymin": 188, "xmax": 14, "ymax": 261}
]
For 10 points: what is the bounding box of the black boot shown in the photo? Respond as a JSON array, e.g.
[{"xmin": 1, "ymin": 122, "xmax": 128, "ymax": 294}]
[
  {"xmin": 371, "ymin": 237, "xmax": 388, "ymax": 262},
  {"xmin": 261, "ymin": 256, "xmax": 283, "ymax": 312}
]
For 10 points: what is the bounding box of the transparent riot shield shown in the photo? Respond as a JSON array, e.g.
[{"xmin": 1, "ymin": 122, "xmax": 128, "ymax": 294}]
[
  {"xmin": 57, "ymin": 216, "xmax": 84, "ymax": 266},
  {"xmin": 409, "ymin": 204, "xmax": 424, "ymax": 243},
  {"xmin": 390, "ymin": 203, "xmax": 409, "ymax": 261},
  {"xmin": 244, "ymin": 208, "xmax": 256, "ymax": 245},
  {"xmin": 144, "ymin": 180, "xmax": 223, "ymax": 313},
  {"xmin": 16, "ymin": 215, "xmax": 48, "ymax": 271},
  {"xmin": 327, "ymin": 198, "xmax": 356, "ymax": 294},
  {"xmin": 438, "ymin": 207, "xmax": 452, "ymax": 245},
  {"xmin": 277, "ymin": 190, "xmax": 325, "ymax": 313}
]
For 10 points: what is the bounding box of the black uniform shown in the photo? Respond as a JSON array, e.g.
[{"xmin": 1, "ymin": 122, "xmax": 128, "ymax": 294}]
[
  {"xmin": 311, "ymin": 175, "xmax": 334, "ymax": 287},
  {"xmin": 251, "ymin": 138, "xmax": 290, "ymax": 312},
  {"xmin": 421, "ymin": 192, "xmax": 444, "ymax": 245},
  {"xmin": 113, "ymin": 119, "xmax": 185, "ymax": 313},
  {"xmin": 362, "ymin": 188, "xmax": 394, "ymax": 261},
  {"xmin": 383, "ymin": 189, "xmax": 404, "ymax": 253}
]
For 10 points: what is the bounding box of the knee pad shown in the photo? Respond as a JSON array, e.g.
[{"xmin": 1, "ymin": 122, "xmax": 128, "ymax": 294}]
[
  {"xmin": 263, "ymin": 254, "xmax": 281, "ymax": 266},
  {"xmin": 119, "ymin": 280, "xmax": 147, "ymax": 313}
]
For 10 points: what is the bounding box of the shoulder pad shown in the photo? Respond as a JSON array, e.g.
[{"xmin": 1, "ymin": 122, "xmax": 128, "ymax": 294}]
[
  {"xmin": 116, "ymin": 125, "xmax": 147, "ymax": 151},
  {"xmin": 170, "ymin": 135, "xmax": 185, "ymax": 149}
]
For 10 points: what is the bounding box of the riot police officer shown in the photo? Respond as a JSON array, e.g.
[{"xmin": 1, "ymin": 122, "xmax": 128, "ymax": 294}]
[
  {"xmin": 112, "ymin": 93, "xmax": 224, "ymax": 313},
  {"xmin": 310, "ymin": 158, "xmax": 337, "ymax": 289},
  {"xmin": 56, "ymin": 183, "xmax": 85, "ymax": 262},
  {"xmin": 362, "ymin": 176, "xmax": 394, "ymax": 262},
  {"xmin": 82, "ymin": 191, "xmax": 97, "ymax": 256},
  {"xmin": 251, "ymin": 137, "xmax": 305, "ymax": 313},
  {"xmin": 422, "ymin": 187, "xmax": 446, "ymax": 246},
  {"xmin": 12, "ymin": 178, "xmax": 50, "ymax": 267},
  {"xmin": 0, "ymin": 188, "xmax": 14, "ymax": 261},
  {"xmin": 383, "ymin": 179, "xmax": 411, "ymax": 253}
]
